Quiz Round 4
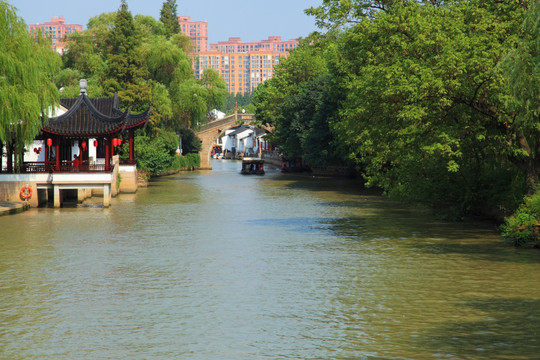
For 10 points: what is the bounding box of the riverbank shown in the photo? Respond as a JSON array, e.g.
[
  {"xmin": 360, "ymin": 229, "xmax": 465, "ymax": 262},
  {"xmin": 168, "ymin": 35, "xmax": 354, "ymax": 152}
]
[{"xmin": 0, "ymin": 201, "xmax": 30, "ymax": 216}]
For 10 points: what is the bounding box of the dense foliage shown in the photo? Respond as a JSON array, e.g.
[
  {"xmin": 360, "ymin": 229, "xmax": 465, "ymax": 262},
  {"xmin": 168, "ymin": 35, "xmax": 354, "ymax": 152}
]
[
  {"xmin": 0, "ymin": 0, "xmax": 61, "ymax": 172},
  {"xmin": 222, "ymin": 93, "xmax": 254, "ymax": 114},
  {"xmin": 501, "ymin": 190, "xmax": 540, "ymax": 248},
  {"xmin": 160, "ymin": 0, "xmax": 180, "ymax": 38},
  {"xmin": 254, "ymin": 0, "xmax": 539, "ymax": 246},
  {"xmin": 58, "ymin": 0, "xmax": 228, "ymax": 173}
]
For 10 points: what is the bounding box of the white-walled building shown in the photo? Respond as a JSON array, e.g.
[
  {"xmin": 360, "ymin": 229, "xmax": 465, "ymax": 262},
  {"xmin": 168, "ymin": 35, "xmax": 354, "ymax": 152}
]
[{"xmin": 220, "ymin": 125, "xmax": 266, "ymax": 158}]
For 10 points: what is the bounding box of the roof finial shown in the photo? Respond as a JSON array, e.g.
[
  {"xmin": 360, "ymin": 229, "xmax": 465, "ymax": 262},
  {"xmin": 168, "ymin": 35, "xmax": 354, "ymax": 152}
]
[{"xmin": 79, "ymin": 79, "xmax": 87, "ymax": 95}]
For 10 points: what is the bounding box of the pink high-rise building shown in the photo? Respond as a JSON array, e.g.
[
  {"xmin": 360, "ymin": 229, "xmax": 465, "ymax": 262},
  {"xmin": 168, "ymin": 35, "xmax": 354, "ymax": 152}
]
[
  {"xmin": 210, "ymin": 36, "xmax": 298, "ymax": 54},
  {"xmin": 177, "ymin": 16, "xmax": 299, "ymax": 94},
  {"xmin": 178, "ymin": 16, "xmax": 208, "ymax": 53},
  {"xmin": 28, "ymin": 17, "xmax": 82, "ymax": 54},
  {"xmin": 195, "ymin": 36, "xmax": 299, "ymax": 95}
]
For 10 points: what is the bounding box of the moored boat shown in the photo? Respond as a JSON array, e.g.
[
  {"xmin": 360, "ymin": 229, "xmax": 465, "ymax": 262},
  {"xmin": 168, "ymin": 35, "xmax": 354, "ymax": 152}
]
[{"xmin": 241, "ymin": 158, "xmax": 265, "ymax": 175}]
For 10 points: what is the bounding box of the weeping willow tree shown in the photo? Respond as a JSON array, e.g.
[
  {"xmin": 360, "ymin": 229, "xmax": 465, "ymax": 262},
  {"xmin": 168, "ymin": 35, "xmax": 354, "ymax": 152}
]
[{"xmin": 0, "ymin": 1, "xmax": 61, "ymax": 172}]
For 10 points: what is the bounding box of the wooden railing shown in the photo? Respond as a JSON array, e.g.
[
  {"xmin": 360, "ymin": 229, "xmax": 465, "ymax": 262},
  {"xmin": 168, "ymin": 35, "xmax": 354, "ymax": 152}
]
[{"xmin": 17, "ymin": 161, "xmax": 111, "ymax": 173}]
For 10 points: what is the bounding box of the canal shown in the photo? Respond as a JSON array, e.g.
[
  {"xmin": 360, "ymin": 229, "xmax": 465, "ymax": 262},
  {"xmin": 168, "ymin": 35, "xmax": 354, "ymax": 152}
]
[{"xmin": 1, "ymin": 160, "xmax": 539, "ymax": 359}]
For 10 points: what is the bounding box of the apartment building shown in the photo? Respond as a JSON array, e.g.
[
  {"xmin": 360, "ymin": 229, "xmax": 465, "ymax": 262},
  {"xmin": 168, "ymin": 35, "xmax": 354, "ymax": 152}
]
[
  {"xmin": 177, "ymin": 15, "xmax": 299, "ymax": 94},
  {"xmin": 28, "ymin": 17, "xmax": 82, "ymax": 54},
  {"xmin": 193, "ymin": 48, "xmax": 286, "ymax": 95},
  {"xmin": 194, "ymin": 36, "xmax": 298, "ymax": 95},
  {"xmin": 210, "ymin": 36, "xmax": 298, "ymax": 54},
  {"xmin": 178, "ymin": 16, "xmax": 209, "ymax": 53}
]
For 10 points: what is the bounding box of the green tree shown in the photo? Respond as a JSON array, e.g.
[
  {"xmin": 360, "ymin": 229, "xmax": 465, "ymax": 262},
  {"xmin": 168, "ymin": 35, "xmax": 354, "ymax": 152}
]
[
  {"xmin": 104, "ymin": 0, "xmax": 151, "ymax": 112},
  {"xmin": 170, "ymin": 78, "xmax": 207, "ymax": 129},
  {"xmin": 223, "ymin": 92, "xmax": 253, "ymax": 113},
  {"xmin": 200, "ymin": 68, "xmax": 228, "ymax": 114},
  {"xmin": 500, "ymin": 1, "xmax": 540, "ymax": 194},
  {"xmin": 133, "ymin": 128, "xmax": 178, "ymax": 175},
  {"xmin": 144, "ymin": 34, "xmax": 191, "ymax": 86},
  {"xmin": 86, "ymin": 12, "xmax": 117, "ymax": 57},
  {"xmin": 135, "ymin": 14, "xmax": 166, "ymax": 39},
  {"xmin": 55, "ymin": 68, "xmax": 83, "ymax": 90},
  {"xmin": 305, "ymin": 0, "xmax": 443, "ymax": 29},
  {"xmin": 160, "ymin": 0, "xmax": 181, "ymax": 38},
  {"xmin": 62, "ymin": 31, "xmax": 107, "ymax": 80},
  {"xmin": 61, "ymin": 12, "xmax": 113, "ymax": 96},
  {"xmin": 297, "ymin": 73, "xmax": 345, "ymax": 169},
  {"xmin": 0, "ymin": 1, "xmax": 61, "ymax": 172},
  {"xmin": 330, "ymin": 1, "xmax": 526, "ymax": 213},
  {"xmin": 147, "ymin": 80, "xmax": 172, "ymax": 130},
  {"xmin": 178, "ymin": 127, "xmax": 202, "ymax": 154},
  {"xmin": 253, "ymin": 38, "xmax": 329, "ymax": 160},
  {"xmin": 170, "ymin": 32, "xmax": 194, "ymax": 54},
  {"xmin": 58, "ymin": 0, "xmax": 209, "ymax": 169}
]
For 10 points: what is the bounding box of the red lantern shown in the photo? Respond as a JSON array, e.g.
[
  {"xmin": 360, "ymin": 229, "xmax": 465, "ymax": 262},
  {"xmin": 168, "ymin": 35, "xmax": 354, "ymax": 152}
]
[
  {"xmin": 46, "ymin": 138, "xmax": 52, "ymax": 147},
  {"xmin": 117, "ymin": 138, "xmax": 122, "ymax": 146},
  {"xmin": 38, "ymin": 147, "xmax": 41, "ymax": 152},
  {"xmin": 81, "ymin": 141, "xmax": 87, "ymax": 149},
  {"xmin": 112, "ymin": 138, "xmax": 118, "ymax": 147},
  {"xmin": 93, "ymin": 140, "xmax": 98, "ymax": 147}
]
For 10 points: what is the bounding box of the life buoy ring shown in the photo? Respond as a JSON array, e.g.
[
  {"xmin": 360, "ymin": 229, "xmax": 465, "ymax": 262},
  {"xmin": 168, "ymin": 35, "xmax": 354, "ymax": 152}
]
[{"xmin": 20, "ymin": 185, "xmax": 33, "ymax": 200}]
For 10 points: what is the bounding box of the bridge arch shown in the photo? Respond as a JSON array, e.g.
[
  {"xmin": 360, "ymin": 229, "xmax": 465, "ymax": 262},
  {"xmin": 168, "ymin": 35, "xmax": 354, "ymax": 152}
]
[{"xmin": 195, "ymin": 113, "xmax": 256, "ymax": 170}]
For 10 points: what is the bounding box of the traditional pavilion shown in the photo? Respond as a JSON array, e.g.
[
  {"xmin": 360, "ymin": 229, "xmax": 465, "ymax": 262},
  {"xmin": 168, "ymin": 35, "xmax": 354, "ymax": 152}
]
[
  {"xmin": 0, "ymin": 80, "xmax": 151, "ymax": 208},
  {"xmin": 38, "ymin": 80, "xmax": 151, "ymax": 172}
]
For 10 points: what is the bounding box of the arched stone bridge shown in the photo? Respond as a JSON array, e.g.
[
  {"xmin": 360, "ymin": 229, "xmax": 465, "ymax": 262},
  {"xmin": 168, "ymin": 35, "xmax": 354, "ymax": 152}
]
[{"xmin": 195, "ymin": 113, "xmax": 256, "ymax": 169}]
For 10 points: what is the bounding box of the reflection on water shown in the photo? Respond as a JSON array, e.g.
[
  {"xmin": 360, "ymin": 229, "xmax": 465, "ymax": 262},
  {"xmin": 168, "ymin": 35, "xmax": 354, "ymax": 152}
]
[{"xmin": 0, "ymin": 160, "xmax": 539, "ymax": 359}]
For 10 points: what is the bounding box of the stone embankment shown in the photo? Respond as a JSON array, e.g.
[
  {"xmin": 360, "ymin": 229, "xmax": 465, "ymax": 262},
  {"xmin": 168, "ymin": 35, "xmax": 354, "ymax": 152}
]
[{"xmin": 0, "ymin": 201, "xmax": 30, "ymax": 216}]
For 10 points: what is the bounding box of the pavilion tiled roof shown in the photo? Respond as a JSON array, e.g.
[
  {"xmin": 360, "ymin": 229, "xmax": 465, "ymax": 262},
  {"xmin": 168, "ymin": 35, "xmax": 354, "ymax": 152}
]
[
  {"xmin": 113, "ymin": 106, "xmax": 152, "ymax": 130},
  {"xmin": 42, "ymin": 93, "xmax": 151, "ymax": 137},
  {"xmin": 60, "ymin": 96, "xmax": 116, "ymax": 116}
]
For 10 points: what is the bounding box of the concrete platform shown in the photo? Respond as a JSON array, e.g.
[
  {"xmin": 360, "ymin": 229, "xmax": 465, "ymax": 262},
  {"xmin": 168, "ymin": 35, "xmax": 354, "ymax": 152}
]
[{"xmin": 0, "ymin": 201, "xmax": 30, "ymax": 216}]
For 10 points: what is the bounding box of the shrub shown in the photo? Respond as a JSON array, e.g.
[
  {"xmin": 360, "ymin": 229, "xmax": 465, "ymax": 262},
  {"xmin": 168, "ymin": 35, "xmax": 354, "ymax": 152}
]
[
  {"xmin": 169, "ymin": 153, "xmax": 200, "ymax": 171},
  {"xmin": 500, "ymin": 190, "xmax": 540, "ymax": 248},
  {"xmin": 178, "ymin": 127, "xmax": 202, "ymax": 154},
  {"xmin": 124, "ymin": 129, "xmax": 200, "ymax": 175},
  {"xmin": 133, "ymin": 129, "xmax": 178, "ymax": 175},
  {"xmin": 185, "ymin": 153, "xmax": 200, "ymax": 168}
]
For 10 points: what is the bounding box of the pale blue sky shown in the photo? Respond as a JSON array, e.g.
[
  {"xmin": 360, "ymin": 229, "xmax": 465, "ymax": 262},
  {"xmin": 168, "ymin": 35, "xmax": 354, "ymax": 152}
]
[{"xmin": 11, "ymin": 0, "xmax": 320, "ymax": 43}]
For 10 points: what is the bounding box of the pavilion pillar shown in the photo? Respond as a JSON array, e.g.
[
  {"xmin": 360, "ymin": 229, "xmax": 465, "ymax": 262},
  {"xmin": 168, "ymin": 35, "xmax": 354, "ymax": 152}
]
[
  {"xmin": 55, "ymin": 140, "xmax": 60, "ymax": 171},
  {"xmin": 105, "ymin": 138, "xmax": 111, "ymax": 172},
  {"xmin": 103, "ymin": 184, "xmax": 111, "ymax": 207},
  {"xmin": 82, "ymin": 139, "xmax": 88, "ymax": 163},
  {"xmin": 54, "ymin": 185, "xmax": 61, "ymax": 208},
  {"xmin": 129, "ymin": 131, "xmax": 135, "ymax": 164}
]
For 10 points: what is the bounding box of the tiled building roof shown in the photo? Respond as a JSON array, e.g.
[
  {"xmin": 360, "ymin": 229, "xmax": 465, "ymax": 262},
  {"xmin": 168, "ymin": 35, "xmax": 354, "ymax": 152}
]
[{"xmin": 43, "ymin": 93, "xmax": 150, "ymax": 137}]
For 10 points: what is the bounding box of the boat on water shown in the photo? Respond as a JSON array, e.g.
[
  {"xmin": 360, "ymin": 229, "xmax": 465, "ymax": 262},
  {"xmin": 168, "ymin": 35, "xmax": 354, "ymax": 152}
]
[
  {"xmin": 211, "ymin": 144, "xmax": 223, "ymax": 159},
  {"xmin": 241, "ymin": 157, "xmax": 265, "ymax": 175}
]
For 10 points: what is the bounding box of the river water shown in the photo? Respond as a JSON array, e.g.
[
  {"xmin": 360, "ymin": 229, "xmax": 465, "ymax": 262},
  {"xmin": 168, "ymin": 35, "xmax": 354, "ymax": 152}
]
[{"xmin": 1, "ymin": 160, "xmax": 539, "ymax": 359}]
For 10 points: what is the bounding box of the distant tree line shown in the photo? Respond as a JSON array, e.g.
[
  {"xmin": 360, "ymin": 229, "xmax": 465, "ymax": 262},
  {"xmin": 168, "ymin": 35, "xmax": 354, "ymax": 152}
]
[
  {"xmin": 253, "ymin": 0, "xmax": 540, "ymax": 247},
  {"xmin": 221, "ymin": 93, "xmax": 255, "ymax": 115}
]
